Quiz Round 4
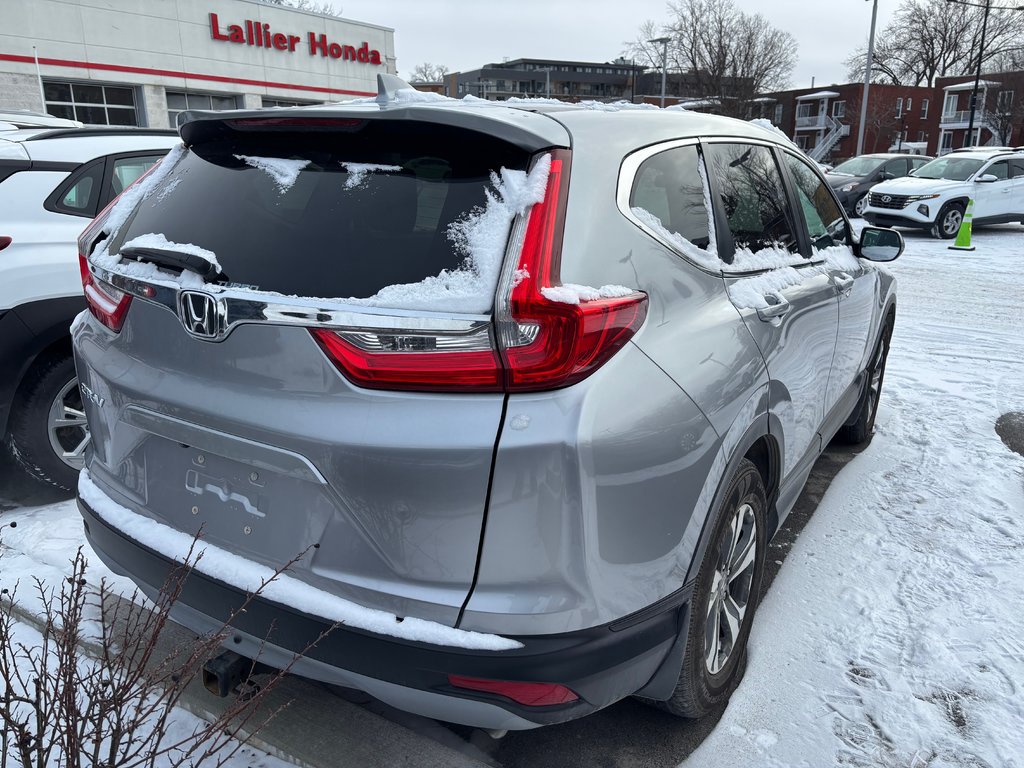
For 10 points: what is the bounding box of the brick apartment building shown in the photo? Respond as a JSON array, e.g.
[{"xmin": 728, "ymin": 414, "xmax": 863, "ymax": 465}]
[
  {"xmin": 934, "ymin": 70, "xmax": 1024, "ymax": 153},
  {"xmin": 754, "ymin": 83, "xmax": 934, "ymax": 162}
]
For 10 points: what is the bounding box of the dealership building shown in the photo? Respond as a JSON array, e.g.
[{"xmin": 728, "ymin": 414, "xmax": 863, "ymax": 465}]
[{"xmin": 0, "ymin": 0, "xmax": 396, "ymax": 128}]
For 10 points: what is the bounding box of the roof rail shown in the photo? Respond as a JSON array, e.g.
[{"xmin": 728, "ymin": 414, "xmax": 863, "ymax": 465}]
[{"xmin": 24, "ymin": 127, "xmax": 179, "ymax": 142}]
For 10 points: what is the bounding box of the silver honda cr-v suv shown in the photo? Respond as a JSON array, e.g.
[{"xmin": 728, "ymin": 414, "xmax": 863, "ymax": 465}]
[{"xmin": 72, "ymin": 76, "xmax": 903, "ymax": 730}]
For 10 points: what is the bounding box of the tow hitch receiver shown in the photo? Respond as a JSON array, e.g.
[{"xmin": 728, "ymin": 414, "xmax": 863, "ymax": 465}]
[{"xmin": 202, "ymin": 650, "xmax": 271, "ymax": 698}]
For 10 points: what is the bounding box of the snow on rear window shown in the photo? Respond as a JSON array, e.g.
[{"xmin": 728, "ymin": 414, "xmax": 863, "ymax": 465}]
[
  {"xmin": 234, "ymin": 154, "xmax": 310, "ymax": 192},
  {"xmin": 330, "ymin": 153, "xmax": 552, "ymax": 314},
  {"xmin": 100, "ymin": 142, "xmax": 186, "ymax": 238},
  {"xmin": 341, "ymin": 162, "xmax": 402, "ymax": 190}
]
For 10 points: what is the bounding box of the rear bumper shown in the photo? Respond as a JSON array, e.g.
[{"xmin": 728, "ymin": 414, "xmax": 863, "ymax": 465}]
[{"xmin": 78, "ymin": 494, "xmax": 687, "ymax": 730}]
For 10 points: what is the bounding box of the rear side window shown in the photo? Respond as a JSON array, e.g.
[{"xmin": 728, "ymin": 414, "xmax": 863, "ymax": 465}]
[
  {"xmin": 628, "ymin": 145, "xmax": 712, "ymax": 250},
  {"xmin": 704, "ymin": 143, "xmax": 799, "ymax": 257},
  {"xmin": 112, "ymin": 122, "xmax": 529, "ymax": 303},
  {"xmin": 52, "ymin": 160, "xmax": 105, "ymax": 216}
]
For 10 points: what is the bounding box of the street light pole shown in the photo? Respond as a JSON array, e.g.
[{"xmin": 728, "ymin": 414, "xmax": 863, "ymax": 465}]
[
  {"xmin": 966, "ymin": 0, "xmax": 991, "ymax": 147},
  {"xmin": 648, "ymin": 36, "xmax": 671, "ymax": 107},
  {"xmin": 857, "ymin": 0, "xmax": 879, "ymax": 156}
]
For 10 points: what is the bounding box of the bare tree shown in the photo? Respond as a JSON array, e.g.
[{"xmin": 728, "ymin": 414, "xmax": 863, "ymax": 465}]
[
  {"xmin": 1, "ymin": 540, "xmax": 331, "ymax": 768},
  {"xmin": 624, "ymin": 0, "xmax": 797, "ymax": 116},
  {"xmin": 408, "ymin": 63, "xmax": 450, "ymax": 83},
  {"xmin": 259, "ymin": 0, "xmax": 341, "ymax": 16},
  {"xmin": 844, "ymin": 0, "xmax": 1024, "ymax": 86},
  {"xmin": 984, "ymin": 91, "xmax": 1024, "ymax": 145},
  {"xmin": 844, "ymin": 98, "xmax": 904, "ymax": 153}
]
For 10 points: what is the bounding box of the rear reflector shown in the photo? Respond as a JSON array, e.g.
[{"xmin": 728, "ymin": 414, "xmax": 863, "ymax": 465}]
[
  {"xmin": 312, "ymin": 149, "xmax": 647, "ymax": 393},
  {"xmin": 447, "ymin": 675, "xmax": 579, "ymax": 707}
]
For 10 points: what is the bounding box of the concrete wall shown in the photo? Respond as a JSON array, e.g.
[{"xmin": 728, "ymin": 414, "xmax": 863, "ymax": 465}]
[{"xmin": 0, "ymin": 0, "xmax": 396, "ymax": 126}]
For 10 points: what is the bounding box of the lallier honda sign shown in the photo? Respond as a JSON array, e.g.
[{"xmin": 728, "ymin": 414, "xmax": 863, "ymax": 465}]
[{"xmin": 209, "ymin": 12, "xmax": 383, "ymax": 64}]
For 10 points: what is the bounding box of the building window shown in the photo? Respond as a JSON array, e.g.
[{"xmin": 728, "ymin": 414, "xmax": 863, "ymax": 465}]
[
  {"xmin": 774, "ymin": 103, "xmax": 783, "ymax": 125},
  {"xmin": 832, "ymin": 100, "xmax": 846, "ymax": 118},
  {"xmin": 166, "ymin": 91, "xmax": 238, "ymax": 127},
  {"xmin": 895, "ymin": 97, "xmax": 904, "ymax": 117},
  {"xmin": 998, "ymin": 90, "xmax": 1014, "ymax": 113},
  {"xmin": 918, "ymin": 130, "xmax": 926, "ymax": 142},
  {"xmin": 906, "ymin": 97, "xmax": 912, "ymax": 113},
  {"xmin": 941, "ymin": 132, "xmax": 953, "ymax": 152},
  {"xmin": 43, "ymin": 80, "xmax": 140, "ymax": 126},
  {"xmin": 943, "ymin": 93, "xmax": 957, "ymax": 116},
  {"xmin": 922, "ymin": 99, "xmax": 929, "ymax": 119},
  {"xmin": 796, "ymin": 102, "xmax": 813, "ymax": 119},
  {"xmin": 262, "ymin": 98, "xmax": 317, "ymax": 108}
]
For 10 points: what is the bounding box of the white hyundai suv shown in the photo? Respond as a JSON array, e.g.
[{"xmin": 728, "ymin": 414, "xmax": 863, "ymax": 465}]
[
  {"xmin": 862, "ymin": 148, "xmax": 1024, "ymax": 238},
  {"xmin": 1, "ymin": 125, "xmax": 178, "ymax": 489}
]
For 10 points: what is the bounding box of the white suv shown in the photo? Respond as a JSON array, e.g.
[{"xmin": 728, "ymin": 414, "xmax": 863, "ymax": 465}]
[
  {"xmin": 1, "ymin": 125, "xmax": 178, "ymax": 489},
  {"xmin": 862, "ymin": 148, "xmax": 1024, "ymax": 238}
]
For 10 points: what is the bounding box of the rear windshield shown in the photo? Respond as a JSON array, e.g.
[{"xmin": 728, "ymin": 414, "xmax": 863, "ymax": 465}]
[{"xmin": 111, "ymin": 121, "xmax": 530, "ymax": 303}]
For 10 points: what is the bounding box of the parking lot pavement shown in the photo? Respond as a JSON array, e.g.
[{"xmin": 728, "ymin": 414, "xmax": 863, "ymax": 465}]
[{"xmin": 0, "ymin": 440, "xmax": 861, "ymax": 768}]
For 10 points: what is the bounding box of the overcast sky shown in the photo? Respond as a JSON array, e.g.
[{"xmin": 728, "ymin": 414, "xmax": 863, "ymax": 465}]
[{"xmin": 336, "ymin": 0, "xmax": 899, "ymax": 89}]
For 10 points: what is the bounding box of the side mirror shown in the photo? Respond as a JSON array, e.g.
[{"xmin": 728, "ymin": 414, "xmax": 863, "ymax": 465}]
[
  {"xmin": 881, "ymin": 171, "xmax": 896, "ymax": 180},
  {"xmin": 857, "ymin": 226, "xmax": 904, "ymax": 262},
  {"xmin": 976, "ymin": 173, "xmax": 999, "ymax": 183}
]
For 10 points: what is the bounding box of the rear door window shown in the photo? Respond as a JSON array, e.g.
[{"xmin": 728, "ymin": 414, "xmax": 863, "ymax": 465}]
[
  {"xmin": 111, "ymin": 122, "xmax": 529, "ymax": 304},
  {"xmin": 703, "ymin": 143, "xmax": 800, "ymax": 260}
]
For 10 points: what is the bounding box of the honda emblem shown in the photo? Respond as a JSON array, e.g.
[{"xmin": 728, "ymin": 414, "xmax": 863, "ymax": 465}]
[{"xmin": 179, "ymin": 291, "xmax": 219, "ymax": 339}]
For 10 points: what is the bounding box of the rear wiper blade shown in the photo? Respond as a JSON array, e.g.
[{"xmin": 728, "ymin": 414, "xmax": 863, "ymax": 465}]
[{"xmin": 118, "ymin": 246, "xmax": 223, "ymax": 281}]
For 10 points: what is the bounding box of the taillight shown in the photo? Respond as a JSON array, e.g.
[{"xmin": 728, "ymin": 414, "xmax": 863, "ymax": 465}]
[
  {"xmin": 79, "ymin": 253, "xmax": 131, "ymax": 332},
  {"xmin": 312, "ymin": 149, "xmax": 647, "ymax": 393},
  {"xmin": 76, "ymin": 157, "xmax": 169, "ymax": 333},
  {"xmin": 447, "ymin": 674, "xmax": 579, "ymax": 707},
  {"xmin": 498, "ymin": 151, "xmax": 647, "ymax": 391}
]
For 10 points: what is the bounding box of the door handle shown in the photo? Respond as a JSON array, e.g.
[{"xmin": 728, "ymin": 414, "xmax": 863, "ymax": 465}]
[
  {"xmin": 833, "ymin": 272, "xmax": 855, "ymax": 296},
  {"xmin": 756, "ymin": 295, "xmax": 791, "ymax": 321}
]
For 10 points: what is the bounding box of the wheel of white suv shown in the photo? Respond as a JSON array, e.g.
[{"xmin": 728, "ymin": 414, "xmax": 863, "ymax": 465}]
[
  {"xmin": 652, "ymin": 458, "xmax": 767, "ymax": 718},
  {"xmin": 932, "ymin": 202, "xmax": 965, "ymax": 239},
  {"xmin": 854, "ymin": 194, "xmax": 868, "ymax": 217},
  {"xmin": 6, "ymin": 353, "xmax": 89, "ymax": 492}
]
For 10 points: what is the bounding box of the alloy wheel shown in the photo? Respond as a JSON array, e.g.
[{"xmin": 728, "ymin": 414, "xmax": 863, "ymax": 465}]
[
  {"xmin": 704, "ymin": 502, "xmax": 758, "ymax": 675},
  {"xmin": 46, "ymin": 377, "xmax": 90, "ymax": 471},
  {"xmin": 854, "ymin": 195, "xmax": 867, "ymax": 217},
  {"xmin": 942, "ymin": 209, "xmax": 963, "ymax": 236}
]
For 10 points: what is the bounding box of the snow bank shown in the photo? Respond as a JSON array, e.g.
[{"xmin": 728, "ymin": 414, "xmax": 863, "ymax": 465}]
[
  {"xmin": 234, "ymin": 154, "xmax": 310, "ymax": 192},
  {"xmin": 77, "ymin": 471, "xmax": 521, "ymax": 651},
  {"xmin": 341, "ymin": 162, "xmax": 402, "ymax": 189},
  {"xmin": 541, "ymin": 283, "xmax": 634, "ymax": 304},
  {"xmin": 121, "ymin": 232, "xmax": 221, "ymax": 273}
]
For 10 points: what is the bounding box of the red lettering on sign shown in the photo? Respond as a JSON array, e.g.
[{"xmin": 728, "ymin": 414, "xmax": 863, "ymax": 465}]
[{"xmin": 209, "ymin": 15, "xmax": 382, "ymax": 65}]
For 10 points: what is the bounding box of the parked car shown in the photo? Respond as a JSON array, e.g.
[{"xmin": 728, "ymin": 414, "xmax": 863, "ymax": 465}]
[
  {"xmin": 1, "ymin": 126, "xmax": 178, "ymax": 489},
  {"xmin": 73, "ymin": 77, "xmax": 903, "ymax": 730},
  {"xmin": 863, "ymin": 148, "xmax": 1024, "ymax": 238},
  {"xmin": 827, "ymin": 153, "xmax": 933, "ymax": 217},
  {"xmin": 0, "ymin": 110, "xmax": 83, "ymax": 130}
]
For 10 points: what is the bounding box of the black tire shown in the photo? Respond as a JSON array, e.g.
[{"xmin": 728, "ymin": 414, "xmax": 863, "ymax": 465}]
[
  {"xmin": 837, "ymin": 317, "xmax": 894, "ymax": 445},
  {"xmin": 5, "ymin": 353, "xmax": 88, "ymax": 492},
  {"xmin": 931, "ymin": 202, "xmax": 965, "ymax": 240},
  {"xmin": 653, "ymin": 458, "xmax": 767, "ymax": 718}
]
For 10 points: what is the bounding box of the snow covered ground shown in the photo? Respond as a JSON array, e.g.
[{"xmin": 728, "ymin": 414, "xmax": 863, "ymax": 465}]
[
  {"xmin": 686, "ymin": 224, "xmax": 1024, "ymax": 768},
  {"xmin": 2, "ymin": 223, "xmax": 1022, "ymax": 767}
]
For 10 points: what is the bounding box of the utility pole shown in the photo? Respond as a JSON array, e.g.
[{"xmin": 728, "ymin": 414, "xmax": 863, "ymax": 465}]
[
  {"xmin": 857, "ymin": 0, "xmax": 879, "ymax": 156},
  {"xmin": 649, "ymin": 36, "xmax": 671, "ymax": 107},
  {"xmin": 946, "ymin": 0, "xmax": 1024, "ymax": 147},
  {"xmin": 966, "ymin": 0, "xmax": 991, "ymax": 147}
]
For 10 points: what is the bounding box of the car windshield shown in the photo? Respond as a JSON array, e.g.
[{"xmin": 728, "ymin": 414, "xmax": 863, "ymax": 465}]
[
  {"xmin": 830, "ymin": 157, "xmax": 885, "ymax": 177},
  {"xmin": 912, "ymin": 157, "xmax": 984, "ymax": 181}
]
